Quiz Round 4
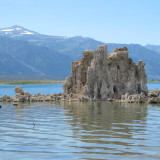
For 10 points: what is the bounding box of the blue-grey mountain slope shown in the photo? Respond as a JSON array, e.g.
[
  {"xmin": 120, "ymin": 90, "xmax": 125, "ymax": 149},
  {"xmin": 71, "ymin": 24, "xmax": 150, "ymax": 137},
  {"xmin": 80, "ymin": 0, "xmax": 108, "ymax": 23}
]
[
  {"xmin": 0, "ymin": 36, "xmax": 72, "ymax": 79},
  {"xmin": 145, "ymin": 44, "xmax": 160, "ymax": 54},
  {"xmin": 0, "ymin": 25, "xmax": 160, "ymax": 80}
]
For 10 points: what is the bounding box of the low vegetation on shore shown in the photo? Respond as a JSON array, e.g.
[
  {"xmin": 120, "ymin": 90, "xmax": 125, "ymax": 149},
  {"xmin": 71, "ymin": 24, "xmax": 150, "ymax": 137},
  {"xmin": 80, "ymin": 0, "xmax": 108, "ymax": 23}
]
[
  {"xmin": 0, "ymin": 80, "xmax": 64, "ymax": 85},
  {"xmin": 148, "ymin": 80, "xmax": 160, "ymax": 83},
  {"xmin": 0, "ymin": 80, "xmax": 159, "ymax": 85}
]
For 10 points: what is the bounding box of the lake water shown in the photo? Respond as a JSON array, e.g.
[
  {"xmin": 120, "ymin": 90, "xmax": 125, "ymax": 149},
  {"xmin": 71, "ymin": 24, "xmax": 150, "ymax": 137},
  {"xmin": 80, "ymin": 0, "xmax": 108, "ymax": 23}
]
[
  {"xmin": 0, "ymin": 83, "xmax": 160, "ymax": 160},
  {"xmin": 0, "ymin": 84, "xmax": 63, "ymax": 97},
  {"xmin": 147, "ymin": 82, "xmax": 160, "ymax": 90},
  {"xmin": 0, "ymin": 82, "xmax": 160, "ymax": 97},
  {"xmin": 0, "ymin": 102, "xmax": 160, "ymax": 160}
]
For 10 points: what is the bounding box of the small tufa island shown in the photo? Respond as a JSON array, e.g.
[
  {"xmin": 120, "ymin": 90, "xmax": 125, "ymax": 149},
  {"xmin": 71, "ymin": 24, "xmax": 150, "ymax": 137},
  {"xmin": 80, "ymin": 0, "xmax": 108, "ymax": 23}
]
[{"xmin": 1, "ymin": 45, "xmax": 160, "ymax": 103}]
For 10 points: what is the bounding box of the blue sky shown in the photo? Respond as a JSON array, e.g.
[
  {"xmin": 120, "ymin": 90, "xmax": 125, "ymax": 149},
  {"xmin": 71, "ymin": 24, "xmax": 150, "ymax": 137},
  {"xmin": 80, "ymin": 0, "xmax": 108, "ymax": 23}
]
[{"xmin": 0, "ymin": 0, "xmax": 159, "ymax": 45}]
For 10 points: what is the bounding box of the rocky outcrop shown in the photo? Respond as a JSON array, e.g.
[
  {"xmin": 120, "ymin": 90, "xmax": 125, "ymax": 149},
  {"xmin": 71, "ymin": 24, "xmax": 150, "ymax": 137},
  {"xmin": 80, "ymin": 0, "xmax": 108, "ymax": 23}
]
[
  {"xmin": 120, "ymin": 89, "xmax": 160, "ymax": 103},
  {"xmin": 0, "ymin": 87, "xmax": 160, "ymax": 104},
  {"xmin": 12, "ymin": 86, "xmax": 32, "ymax": 102},
  {"xmin": 147, "ymin": 89, "xmax": 160, "ymax": 103},
  {"xmin": 63, "ymin": 45, "xmax": 148, "ymax": 100},
  {"xmin": 1, "ymin": 45, "xmax": 160, "ymax": 104},
  {"xmin": 121, "ymin": 93, "xmax": 147, "ymax": 103},
  {"xmin": 0, "ymin": 86, "xmax": 64, "ymax": 103}
]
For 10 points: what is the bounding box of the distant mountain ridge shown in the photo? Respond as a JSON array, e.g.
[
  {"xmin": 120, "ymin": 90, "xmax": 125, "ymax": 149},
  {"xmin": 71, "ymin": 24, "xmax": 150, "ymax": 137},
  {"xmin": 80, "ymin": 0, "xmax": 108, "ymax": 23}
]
[
  {"xmin": 0, "ymin": 25, "xmax": 160, "ymax": 80},
  {"xmin": 0, "ymin": 25, "xmax": 39, "ymax": 37},
  {"xmin": 145, "ymin": 44, "xmax": 160, "ymax": 54},
  {"xmin": 0, "ymin": 34, "xmax": 72, "ymax": 79}
]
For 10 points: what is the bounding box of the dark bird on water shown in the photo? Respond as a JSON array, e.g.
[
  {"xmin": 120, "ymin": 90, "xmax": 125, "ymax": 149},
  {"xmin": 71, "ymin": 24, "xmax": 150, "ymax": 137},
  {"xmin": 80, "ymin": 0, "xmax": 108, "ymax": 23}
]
[
  {"xmin": 0, "ymin": 105, "xmax": 1, "ymax": 108},
  {"xmin": 33, "ymin": 123, "xmax": 35, "ymax": 129}
]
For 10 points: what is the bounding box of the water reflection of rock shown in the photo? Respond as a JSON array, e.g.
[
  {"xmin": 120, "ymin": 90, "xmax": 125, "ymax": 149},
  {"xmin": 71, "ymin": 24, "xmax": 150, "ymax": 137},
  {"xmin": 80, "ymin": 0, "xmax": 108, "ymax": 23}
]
[
  {"xmin": 63, "ymin": 102, "xmax": 147, "ymax": 129},
  {"xmin": 62, "ymin": 101, "xmax": 148, "ymax": 154}
]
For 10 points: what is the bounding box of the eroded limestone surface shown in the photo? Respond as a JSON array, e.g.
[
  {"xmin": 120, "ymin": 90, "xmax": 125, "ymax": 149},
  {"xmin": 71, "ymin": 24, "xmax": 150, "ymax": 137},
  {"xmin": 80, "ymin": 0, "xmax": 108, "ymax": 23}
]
[{"xmin": 63, "ymin": 45, "xmax": 148, "ymax": 100}]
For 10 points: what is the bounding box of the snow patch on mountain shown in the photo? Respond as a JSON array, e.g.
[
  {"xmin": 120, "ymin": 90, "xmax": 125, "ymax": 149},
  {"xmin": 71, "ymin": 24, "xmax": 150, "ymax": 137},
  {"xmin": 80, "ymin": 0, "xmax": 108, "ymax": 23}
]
[
  {"xmin": 21, "ymin": 31, "xmax": 34, "ymax": 35},
  {"xmin": 1, "ymin": 29, "xmax": 15, "ymax": 32},
  {"xmin": 0, "ymin": 26, "xmax": 36, "ymax": 36}
]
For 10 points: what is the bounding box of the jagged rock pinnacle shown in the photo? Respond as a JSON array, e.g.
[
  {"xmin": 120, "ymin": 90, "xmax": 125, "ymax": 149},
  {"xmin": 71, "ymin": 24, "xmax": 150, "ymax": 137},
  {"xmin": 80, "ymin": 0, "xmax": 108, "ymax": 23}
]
[{"xmin": 63, "ymin": 45, "xmax": 147, "ymax": 100}]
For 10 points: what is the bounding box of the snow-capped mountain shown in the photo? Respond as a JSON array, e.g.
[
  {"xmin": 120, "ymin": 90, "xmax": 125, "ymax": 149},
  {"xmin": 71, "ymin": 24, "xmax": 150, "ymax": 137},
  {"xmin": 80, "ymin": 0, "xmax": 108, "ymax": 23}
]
[{"xmin": 0, "ymin": 25, "xmax": 38, "ymax": 37}]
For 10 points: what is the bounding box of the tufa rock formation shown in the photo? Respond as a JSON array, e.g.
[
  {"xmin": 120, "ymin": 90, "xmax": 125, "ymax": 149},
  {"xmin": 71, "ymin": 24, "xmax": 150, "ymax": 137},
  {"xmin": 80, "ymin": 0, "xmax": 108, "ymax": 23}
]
[
  {"xmin": 0, "ymin": 86, "xmax": 63, "ymax": 103},
  {"xmin": 1, "ymin": 86, "xmax": 160, "ymax": 103},
  {"xmin": 63, "ymin": 45, "xmax": 148, "ymax": 100},
  {"xmin": 3, "ymin": 45, "xmax": 160, "ymax": 103}
]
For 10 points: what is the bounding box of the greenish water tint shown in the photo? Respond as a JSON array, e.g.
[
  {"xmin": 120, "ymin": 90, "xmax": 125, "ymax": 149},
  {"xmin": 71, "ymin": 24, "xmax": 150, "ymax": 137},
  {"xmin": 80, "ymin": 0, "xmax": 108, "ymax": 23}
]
[{"xmin": 0, "ymin": 101, "xmax": 160, "ymax": 160}]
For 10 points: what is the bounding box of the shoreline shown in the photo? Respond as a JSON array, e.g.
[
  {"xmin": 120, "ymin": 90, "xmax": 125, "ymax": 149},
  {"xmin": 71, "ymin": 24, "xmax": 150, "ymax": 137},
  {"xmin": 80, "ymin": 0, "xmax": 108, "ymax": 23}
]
[
  {"xmin": 1, "ymin": 86, "xmax": 160, "ymax": 104},
  {"xmin": 0, "ymin": 80, "xmax": 64, "ymax": 85},
  {"xmin": 0, "ymin": 80, "xmax": 159, "ymax": 85},
  {"xmin": 148, "ymin": 80, "xmax": 160, "ymax": 83}
]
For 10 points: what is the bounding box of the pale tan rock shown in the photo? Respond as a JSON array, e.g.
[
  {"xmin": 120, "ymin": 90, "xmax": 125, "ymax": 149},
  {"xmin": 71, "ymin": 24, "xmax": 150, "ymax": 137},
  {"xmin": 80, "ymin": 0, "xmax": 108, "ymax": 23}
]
[
  {"xmin": 2, "ymin": 95, "xmax": 11, "ymax": 102},
  {"xmin": 12, "ymin": 97, "xmax": 20, "ymax": 102},
  {"xmin": 15, "ymin": 86, "xmax": 23, "ymax": 94},
  {"xmin": 148, "ymin": 89, "xmax": 160, "ymax": 97},
  {"xmin": 120, "ymin": 93, "xmax": 146, "ymax": 103}
]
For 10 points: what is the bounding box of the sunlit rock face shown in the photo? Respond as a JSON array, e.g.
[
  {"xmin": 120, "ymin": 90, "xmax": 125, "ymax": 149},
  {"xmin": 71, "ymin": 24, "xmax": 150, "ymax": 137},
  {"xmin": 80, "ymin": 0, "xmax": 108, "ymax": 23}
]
[{"xmin": 63, "ymin": 45, "xmax": 148, "ymax": 100}]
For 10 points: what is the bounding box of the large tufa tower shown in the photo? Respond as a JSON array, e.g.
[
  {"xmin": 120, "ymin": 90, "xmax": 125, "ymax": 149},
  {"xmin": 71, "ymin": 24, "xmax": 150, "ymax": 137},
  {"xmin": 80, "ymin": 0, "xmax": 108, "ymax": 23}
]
[{"xmin": 63, "ymin": 45, "xmax": 147, "ymax": 100}]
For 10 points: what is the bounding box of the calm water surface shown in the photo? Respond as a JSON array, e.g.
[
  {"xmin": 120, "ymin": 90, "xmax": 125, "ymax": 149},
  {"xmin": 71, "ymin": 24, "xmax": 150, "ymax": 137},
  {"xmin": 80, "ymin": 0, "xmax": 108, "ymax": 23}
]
[
  {"xmin": 0, "ymin": 82, "xmax": 159, "ymax": 97},
  {"xmin": 147, "ymin": 82, "xmax": 160, "ymax": 90},
  {"xmin": 0, "ymin": 102, "xmax": 160, "ymax": 160},
  {"xmin": 0, "ymin": 84, "xmax": 63, "ymax": 97},
  {"xmin": 0, "ymin": 83, "xmax": 160, "ymax": 159}
]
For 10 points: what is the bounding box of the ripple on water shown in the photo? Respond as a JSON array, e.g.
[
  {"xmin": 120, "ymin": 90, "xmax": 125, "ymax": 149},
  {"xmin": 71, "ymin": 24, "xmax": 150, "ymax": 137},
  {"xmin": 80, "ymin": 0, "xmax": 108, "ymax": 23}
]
[{"xmin": 0, "ymin": 102, "xmax": 160, "ymax": 160}]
